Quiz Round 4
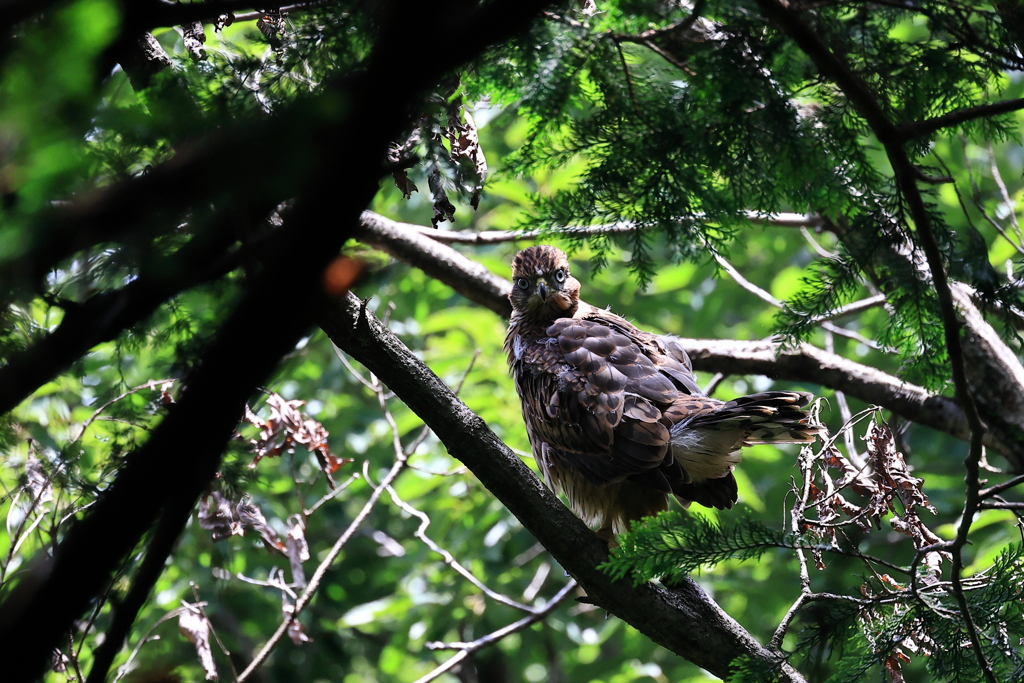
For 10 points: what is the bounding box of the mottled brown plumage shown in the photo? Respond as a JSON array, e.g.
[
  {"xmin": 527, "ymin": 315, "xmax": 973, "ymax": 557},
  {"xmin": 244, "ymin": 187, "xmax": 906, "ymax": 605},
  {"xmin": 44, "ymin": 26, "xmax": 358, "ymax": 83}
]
[{"xmin": 505, "ymin": 245, "xmax": 821, "ymax": 539}]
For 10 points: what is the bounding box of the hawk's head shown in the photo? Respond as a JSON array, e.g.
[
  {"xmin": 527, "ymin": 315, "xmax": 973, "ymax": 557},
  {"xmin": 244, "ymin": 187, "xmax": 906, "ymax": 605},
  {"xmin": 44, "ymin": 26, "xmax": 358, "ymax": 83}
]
[{"xmin": 509, "ymin": 246, "xmax": 581, "ymax": 319}]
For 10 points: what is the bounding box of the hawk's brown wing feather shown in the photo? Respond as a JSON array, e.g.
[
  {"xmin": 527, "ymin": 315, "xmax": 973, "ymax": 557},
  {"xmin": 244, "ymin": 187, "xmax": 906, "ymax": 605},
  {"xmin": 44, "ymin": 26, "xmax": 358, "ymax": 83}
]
[{"xmin": 514, "ymin": 315, "xmax": 709, "ymax": 488}]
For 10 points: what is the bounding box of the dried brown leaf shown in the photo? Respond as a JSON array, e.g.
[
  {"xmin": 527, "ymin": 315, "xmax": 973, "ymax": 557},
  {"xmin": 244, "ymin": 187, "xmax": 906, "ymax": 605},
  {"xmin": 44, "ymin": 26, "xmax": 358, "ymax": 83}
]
[
  {"xmin": 812, "ymin": 548, "xmax": 826, "ymax": 570},
  {"xmin": 256, "ymin": 12, "xmax": 286, "ymax": 50},
  {"xmin": 387, "ymin": 128, "xmax": 422, "ymax": 200},
  {"xmin": 427, "ymin": 164, "xmax": 456, "ymax": 227},
  {"xmin": 236, "ymin": 501, "xmax": 286, "ymax": 554},
  {"xmin": 285, "ymin": 516, "xmax": 310, "ymax": 589},
  {"xmin": 178, "ymin": 604, "xmax": 218, "ymax": 681},
  {"xmin": 866, "ymin": 420, "xmax": 934, "ymax": 514},
  {"xmin": 392, "ymin": 169, "xmax": 418, "ymax": 199},
  {"xmin": 281, "ymin": 604, "xmax": 313, "ymax": 646},
  {"xmin": 878, "ymin": 574, "xmax": 905, "ymax": 590},
  {"xmin": 200, "ymin": 492, "xmax": 288, "ymax": 556},
  {"xmin": 214, "ymin": 13, "xmax": 233, "ymax": 32},
  {"xmin": 884, "ymin": 654, "xmax": 906, "ymax": 683},
  {"xmin": 447, "ymin": 108, "xmax": 487, "ymax": 210},
  {"xmin": 198, "ymin": 492, "xmax": 244, "ymax": 542},
  {"xmin": 825, "ymin": 444, "xmax": 875, "ymax": 496},
  {"xmin": 26, "ymin": 455, "xmax": 53, "ymax": 505},
  {"xmin": 51, "ymin": 648, "xmax": 69, "ymax": 673},
  {"xmin": 287, "ymin": 620, "xmax": 313, "ymax": 645},
  {"xmin": 244, "ymin": 393, "xmax": 351, "ymax": 484}
]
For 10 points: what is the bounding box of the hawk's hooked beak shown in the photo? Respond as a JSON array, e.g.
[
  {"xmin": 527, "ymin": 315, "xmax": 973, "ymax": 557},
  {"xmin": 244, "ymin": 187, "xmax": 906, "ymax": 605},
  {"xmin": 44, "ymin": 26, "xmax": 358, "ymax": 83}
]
[{"xmin": 536, "ymin": 281, "xmax": 549, "ymax": 301}]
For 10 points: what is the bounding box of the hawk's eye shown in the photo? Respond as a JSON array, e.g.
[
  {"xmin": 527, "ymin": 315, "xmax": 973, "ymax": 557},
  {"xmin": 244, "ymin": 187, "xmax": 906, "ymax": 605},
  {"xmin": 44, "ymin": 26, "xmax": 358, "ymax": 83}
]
[
  {"xmin": 554, "ymin": 269, "xmax": 567, "ymax": 283},
  {"xmin": 515, "ymin": 278, "xmax": 531, "ymax": 291}
]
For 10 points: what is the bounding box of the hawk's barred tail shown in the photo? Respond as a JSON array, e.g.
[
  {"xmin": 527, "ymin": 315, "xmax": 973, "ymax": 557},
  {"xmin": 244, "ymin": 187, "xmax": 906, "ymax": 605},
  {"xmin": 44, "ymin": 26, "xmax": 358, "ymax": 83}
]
[
  {"xmin": 686, "ymin": 390, "xmax": 822, "ymax": 445},
  {"xmin": 668, "ymin": 391, "xmax": 821, "ymax": 510}
]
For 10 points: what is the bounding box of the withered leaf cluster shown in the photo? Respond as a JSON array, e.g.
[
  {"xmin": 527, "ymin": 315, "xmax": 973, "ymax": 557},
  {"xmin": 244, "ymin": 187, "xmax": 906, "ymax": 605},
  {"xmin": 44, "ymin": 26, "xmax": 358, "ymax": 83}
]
[
  {"xmin": 388, "ymin": 79, "xmax": 488, "ymax": 227},
  {"xmin": 198, "ymin": 490, "xmax": 283, "ymax": 549},
  {"xmin": 797, "ymin": 414, "xmax": 952, "ymax": 681},
  {"xmin": 242, "ymin": 392, "xmax": 351, "ymax": 486},
  {"xmin": 196, "ymin": 493, "xmax": 316, "ymax": 651},
  {"xmin": 256, "ymin": 10, "xmax": 288, "ymax": 54},
  {"xmin": 444, "ymin": 101, "xmax": 487, "ymax": 211},
  {"xmin": 803, "ymin": 418, "xmax": 945, "ymax": 575},
  {"xmin": 197, "ymin": 495, "xmax": 313, "ymax": 587}
]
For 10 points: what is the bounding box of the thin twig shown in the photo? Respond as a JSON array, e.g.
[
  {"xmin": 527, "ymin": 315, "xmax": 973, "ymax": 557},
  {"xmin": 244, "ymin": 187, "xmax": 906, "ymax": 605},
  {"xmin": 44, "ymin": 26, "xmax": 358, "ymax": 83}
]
[
  {"xmin": 404, "ymin": 349, "xmax": 478, "ymax": 465},
  {"xmin": 235, "ymin": 568, "xmax": 300, "ymax": 600},
  {"xmin": 414, "ymin": 580, "xmax": 578, "ymax": 683},
  {"xmin": 360, "ymin": 341, "xmax": 535, "ymax": 614},
  {"xmin": 71, "ymin": 379, "xmax": 177, "ymax": 444},
  {"xmin": 713, "ymin": 250, "xmax": 781, "ymax": 308},
  {"xmin": 230, "ymin": 0, "xmax": 334, "ymax": 23},
  {"xmin": 817, "ymin": 293, "xmax": 887, "ymax": 322},
  {"xmin": 68, "ymin": 631, "xmax": 84, "ymax": 683},
  {"xmin": 713, "ymin": 250, "xmax": 888, "ymax": 351},
  {"xmin": 799, "ymin": 226, "xmax": 836, "ymax": 258},
  {"xmin": 512, "ymin": 542, "xmax": 547, "ymax": 568},
  {"xmin": 636, "ymin": 0, "xmax": 707, "ymax": 42},
  {"xmin": 236, "ymin": 451, "xmax": 407, "ymax": 682},
  {"xmin": 824, "ymin": 330, "xmax": 863, "ymax": 468},
  {"xmin": 387, "ymin": 484, "xmax": 534, "ymax": 612},
  {"xmin": 978, "ymin": 473, "xmax": 1024, "ymax": 500},
  {"xmin": 331, "ymin": 343, "xmax": 376, "ymax": 390},
  {"xmin": 191, "ymin": 583, "xmax": 239, "ymax": 682},
  {"xmin": 114, "ymin": 606, "xmax": 195, "ymax": 681},
  {"xmin": 987, "ymin": 141, "xmax": 1023, "ymax": 242},
  {"xmin": 959, "ymin": 141, "xmax": 1024, "ymax": 257},
  {"xmin": 772, "ymin": 441, "xmax": 818, "ymax": 650},
  {"xmin": 612, "ymin": 38, "xmax": 641, "ymax": 114},
  {"xmin": 2, "ymin": 460, "xmax": 61, "ymax": 583},
  {"xmin": 610, "ymin": 0, "xmax": 707, "ymax": 71},
  {"xmin": 410, "ymin": 212, "xmax": 826, "ymax": 245},
  {"xmin": 909, "ymin": 541, "xmax": 956, "ymax": 615},
  {"xmin": 303, "ymin": 472, "xmax": 360, "ymax": 515},
  {"xmin": 238, "ymin": 324, "xmax": 428, "ymax": 682},
  {"xmin": 899, "ymin": 97, "xmax": 1024, "ymax": 140},
  {"xmin": 820, "ymin": 321, "xmax": 885, "ymax": 351},
  {"xmin": 701, "ymin": 372, "xmax": 726, "ymax": 396},
  {"xmin": 979, "ymin": 500, "xmax": 1024, "ymax": 510}
]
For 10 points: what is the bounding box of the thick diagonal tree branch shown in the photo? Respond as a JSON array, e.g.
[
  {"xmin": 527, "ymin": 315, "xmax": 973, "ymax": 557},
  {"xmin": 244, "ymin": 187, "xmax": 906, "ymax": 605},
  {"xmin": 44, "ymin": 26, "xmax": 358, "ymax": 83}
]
[
  {"xmin": 353, "ymin": 211, "xmax": 1011, "ymax": 457},
  {"xmin": 319, "ymin": 292, "xmax": 807, "ymax": 682}
]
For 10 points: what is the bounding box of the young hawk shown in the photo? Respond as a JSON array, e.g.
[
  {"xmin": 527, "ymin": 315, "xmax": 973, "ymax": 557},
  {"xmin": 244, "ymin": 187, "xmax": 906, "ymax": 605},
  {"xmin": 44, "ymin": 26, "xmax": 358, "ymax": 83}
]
[{"xmin": 504, "ymin": 245, "xmax": 820, "ymax": 540}]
